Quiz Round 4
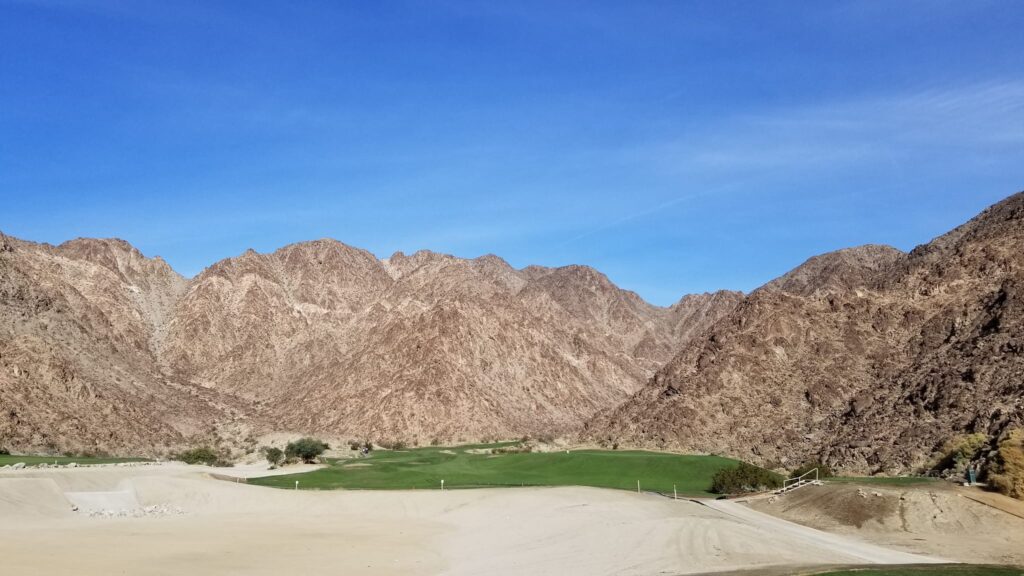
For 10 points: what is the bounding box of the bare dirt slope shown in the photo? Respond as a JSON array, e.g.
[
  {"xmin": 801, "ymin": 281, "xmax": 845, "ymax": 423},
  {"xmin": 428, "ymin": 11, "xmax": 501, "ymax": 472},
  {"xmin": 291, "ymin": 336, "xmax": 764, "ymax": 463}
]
[
  {"xmin": 748, "ymin": 483, "xmax": 1024, "ymax": 565},
  {"xmin": 0, "ymin": 465, "xmax": 945, "ymax": 576},
  {"xmin": 586, "ymin": 191, "xmax": 1024, "ymax": 474}
]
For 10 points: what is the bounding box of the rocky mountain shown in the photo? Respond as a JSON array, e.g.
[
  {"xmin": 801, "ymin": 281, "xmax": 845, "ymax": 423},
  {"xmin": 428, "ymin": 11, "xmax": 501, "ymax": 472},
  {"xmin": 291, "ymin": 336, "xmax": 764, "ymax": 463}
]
[
  {"xmin": 0, "ymin": 234, "xmax": 243, "ymax": 455},
  {"xmin": 585, "ymin": 192, "xmax": 1024, "ymax": 474},
  {"xmin": 0, "ymin": 233, "xmax": 740, "ymax": 454}
]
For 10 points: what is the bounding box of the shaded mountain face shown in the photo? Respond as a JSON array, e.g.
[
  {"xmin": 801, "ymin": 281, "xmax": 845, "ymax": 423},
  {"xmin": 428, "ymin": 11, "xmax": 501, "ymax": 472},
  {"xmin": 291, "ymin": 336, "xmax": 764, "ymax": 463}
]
[
  {"xmin": 0, "ymin": 234, "xmax": 740, "ymax": 453},
  {"xmin": 584, "ymin": 192, "xmax": 1024, "ymax": 474}
]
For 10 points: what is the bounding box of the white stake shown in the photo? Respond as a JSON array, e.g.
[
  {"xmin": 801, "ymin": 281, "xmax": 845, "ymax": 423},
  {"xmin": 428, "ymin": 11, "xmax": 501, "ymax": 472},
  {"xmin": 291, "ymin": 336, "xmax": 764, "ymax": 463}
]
[
  {"xmin": 674, "ymin": 485, "xmax": 677, "ymax": 500},
  {"xmin": 637, "ymin": 480, "xmax": 640, "ymax": 494},
  {"xmin": 441, "ymin": 479, "xmax": 445, "ymax": 491},
  {"xmin": 295, "ymin": 480, "xmax": 299, "ymax": 490}
]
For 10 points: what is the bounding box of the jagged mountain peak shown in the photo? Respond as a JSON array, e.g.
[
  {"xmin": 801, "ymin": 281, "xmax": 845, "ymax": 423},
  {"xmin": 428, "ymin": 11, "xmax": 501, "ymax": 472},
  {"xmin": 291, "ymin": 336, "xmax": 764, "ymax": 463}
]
[{"xmin": 758, "ymin": 244, "xmax": 904, "ymax": 297}]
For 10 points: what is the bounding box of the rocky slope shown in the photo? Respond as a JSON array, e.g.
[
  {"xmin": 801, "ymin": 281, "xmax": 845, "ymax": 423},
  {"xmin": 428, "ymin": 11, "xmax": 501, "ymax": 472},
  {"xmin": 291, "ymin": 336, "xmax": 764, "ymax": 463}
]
[
  {"xmin": 0, "ymin": 233, "xmax": 740, "ymax": 454},
  {"xmin": 585, "ymin": 192, "xmax": 1024, "ymax": 474},
  {"xmin": 0, "ymin": 234, "xmax": 243, "ymax": 455}
]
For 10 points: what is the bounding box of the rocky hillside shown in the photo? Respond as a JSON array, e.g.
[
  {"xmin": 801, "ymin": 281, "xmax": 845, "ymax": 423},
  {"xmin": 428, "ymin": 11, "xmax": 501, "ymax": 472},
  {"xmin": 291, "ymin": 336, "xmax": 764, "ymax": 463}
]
[
  {"xmin": 585, "ymin": 192, "xmax": 1024, "ymax": 474},
  {"xmin": 0, "ymin": 235, "xmax": 244, "ymax": 455},
  {"xmin": 0, "ymin": 233, "xmax": 740, "ymax": 454}
]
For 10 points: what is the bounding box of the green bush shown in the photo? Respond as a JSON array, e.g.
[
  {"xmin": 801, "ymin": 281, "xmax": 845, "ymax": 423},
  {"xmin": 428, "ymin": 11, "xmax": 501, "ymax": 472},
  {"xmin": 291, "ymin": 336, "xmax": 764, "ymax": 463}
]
[
  {"xmin": 988, "ymin": 429, "xmax": 1024, "ymax": 500},
  {"xmin": 711, "ymin": 462, "xmax": 783, "ymax": 494},
  {"xmin": 285, "ymin": 438, "xmax": 329, "ymax": 463},
  {"xmin": 932, "ymin": 433, "xmax": 988, "ymax": 473},
  {"xmin": 789, "ymin": 461, "xmax": 834, "ymax": 479},
  {"xmin": 262, "ymin": 446, "xmax": 285, "ymax": 467},
  {"xmin": 175, "ymin": 446, "xmax": 223, "ymax": 466}
]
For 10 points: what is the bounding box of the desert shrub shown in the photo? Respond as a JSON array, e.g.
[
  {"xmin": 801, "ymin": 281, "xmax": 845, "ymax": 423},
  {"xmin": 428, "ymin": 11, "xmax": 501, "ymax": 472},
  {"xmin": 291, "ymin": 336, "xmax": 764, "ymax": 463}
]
[
  {"xmin": 262, "ymin": 446, "xmax": 285, "ymax": 467},
  {"xmin": 285, "ymin": 437, "xmax": 329, "ymax": 463},
  {"xmin": 379, "ymin": 439, "xmax": 407, "ymax": 450},
  {"xmin": 988, "ymin": 429, "xmax": 1024, "ymax": 500},
  {"xmin": 0, "ymin": 447, "xmax": 9, "ymax": 455},
  {"xmin": 492, "ymin": 445, "xmax": 532, "ymax": 455},
  {"xmin": 711, "ymin": 462, "xmax": 783, "ymax": 494},
  {"xmin": 174, "ymin": 446, "xmax": 221, "ymax": 466},
  {"xmin": 932, "ymin": 433, "xmax": 989, "ymax": 473},
  {"xmin": 430, "ymin": 438, "xmax": 441, "ymax": 446},
  {"xmin": 789, "ymin": 461, "xmax": 834, "ymax": 479}
]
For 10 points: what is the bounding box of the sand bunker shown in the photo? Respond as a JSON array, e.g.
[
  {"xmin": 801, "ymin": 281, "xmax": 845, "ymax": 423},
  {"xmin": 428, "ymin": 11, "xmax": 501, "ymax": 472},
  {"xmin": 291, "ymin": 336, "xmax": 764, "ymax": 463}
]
[
  {"xmin": 749, "ymin": 482, "xmax": 1024, "ymax": 565},
  {"xmin": 0, "ymin": 464, "xmax": 983, "ymax": 576}
]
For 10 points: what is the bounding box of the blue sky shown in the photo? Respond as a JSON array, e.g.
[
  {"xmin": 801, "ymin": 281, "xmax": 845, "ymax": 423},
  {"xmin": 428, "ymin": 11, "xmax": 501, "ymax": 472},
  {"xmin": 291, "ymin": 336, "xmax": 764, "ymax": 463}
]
[{"xmin": 2, "ymin": 1, "xmax": 1023, "ymax": 305}]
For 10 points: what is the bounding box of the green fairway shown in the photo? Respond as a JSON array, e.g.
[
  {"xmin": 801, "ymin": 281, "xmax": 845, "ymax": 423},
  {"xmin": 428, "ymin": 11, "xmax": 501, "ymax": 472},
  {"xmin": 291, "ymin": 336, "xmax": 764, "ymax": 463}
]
[
  {"xmin": 248, "ymin": 443, "xmax": 742, "ymax": 496},
  {"xmin": 810, "ymin": 565, "xmax": 1023, "ymax": 576},
  {"xmin": 0, "ymin": 454, "xmax": 148, "ymax": 467}
]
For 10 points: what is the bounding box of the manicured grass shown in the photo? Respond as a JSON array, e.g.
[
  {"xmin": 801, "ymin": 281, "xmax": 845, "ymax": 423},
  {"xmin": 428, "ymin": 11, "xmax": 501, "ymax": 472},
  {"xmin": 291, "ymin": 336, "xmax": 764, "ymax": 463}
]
[
  {"xmin": 0, "ymin": 454, "xmax": 148, "ymax": 467},
  {"xmin": 829, "ymin": 476, "xmax": 939, "ymax": 486},
  {"xmin": 811, "ymin": 565, "xmax": 1023, "ymax": 576},
  {"xmin": 248, "ymin": 443, "xmax": 742, "ymax": 496}
]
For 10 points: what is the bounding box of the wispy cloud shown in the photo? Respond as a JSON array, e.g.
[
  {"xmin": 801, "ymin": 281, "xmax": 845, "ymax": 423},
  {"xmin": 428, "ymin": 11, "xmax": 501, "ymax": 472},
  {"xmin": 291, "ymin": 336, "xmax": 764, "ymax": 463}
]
[
  {"xmin": 562, "ymin": 80, "xmax": 1024, "ymax": 243},
  {"xmin": 675, "ymin": 80, "xmax": 1024, "ymax": 173}
]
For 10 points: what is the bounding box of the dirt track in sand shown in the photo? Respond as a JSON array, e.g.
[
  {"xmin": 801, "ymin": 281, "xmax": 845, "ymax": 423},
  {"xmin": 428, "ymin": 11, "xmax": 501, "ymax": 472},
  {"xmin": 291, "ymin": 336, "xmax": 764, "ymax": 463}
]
[{"xmin": 0, "ymin": 465, "xmax": 983, "ymax": 576}]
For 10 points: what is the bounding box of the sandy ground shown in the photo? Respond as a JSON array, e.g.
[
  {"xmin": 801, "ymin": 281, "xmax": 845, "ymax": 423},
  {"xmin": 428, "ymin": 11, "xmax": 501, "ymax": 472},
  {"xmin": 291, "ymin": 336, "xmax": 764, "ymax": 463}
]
[
  {"xmin": 748, "ymin": 482, "xmax": 1024, "ymax": 566},
  {"xmin": 0, "ymin": 465, "xmax": 974, "ymax": 576},
  {"xmin": 207, "ymin": 462, "xmax": 326, "ymax": 479}
]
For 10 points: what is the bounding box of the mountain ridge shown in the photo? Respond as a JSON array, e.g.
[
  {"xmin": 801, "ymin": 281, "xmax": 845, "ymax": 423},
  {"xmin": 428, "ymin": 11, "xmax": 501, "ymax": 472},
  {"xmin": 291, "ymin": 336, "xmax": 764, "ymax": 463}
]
[
  {"xmin": 583, "ymin": 191, "xmax": 1024, "ymax": 474},
  {"xmin": 0, "ymin": 231, "xmax": 740, "ymax": 453}
]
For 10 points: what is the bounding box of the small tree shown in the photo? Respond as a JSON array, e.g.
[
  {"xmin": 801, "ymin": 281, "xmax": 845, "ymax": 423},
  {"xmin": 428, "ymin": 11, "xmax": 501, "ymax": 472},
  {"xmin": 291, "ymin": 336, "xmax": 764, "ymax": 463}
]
[
  {"xmin": 175, "ymin": 446, "xmax": 222, "ymax": 466},
  {"xmin": 285, "ymin": 437, "xmax": 329, "ymax": 463},
  {"xmin": 989, "ymin": 429, "xmax": 1024, "ymax": 499},
  {"xmin": 262, "ymin": 446, "xmax": 285, "ymax": 468}
]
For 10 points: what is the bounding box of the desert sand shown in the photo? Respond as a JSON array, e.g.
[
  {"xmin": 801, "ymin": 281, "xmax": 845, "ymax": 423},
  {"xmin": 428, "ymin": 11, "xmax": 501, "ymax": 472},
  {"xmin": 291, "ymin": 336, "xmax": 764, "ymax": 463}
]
[
  {"xmin": 748, "ymin": 482, "xmax": 1024, "ymax": 566},
  {"xmin": 0, "ymin": 464, "xmax": 984, "ymax": 576}
]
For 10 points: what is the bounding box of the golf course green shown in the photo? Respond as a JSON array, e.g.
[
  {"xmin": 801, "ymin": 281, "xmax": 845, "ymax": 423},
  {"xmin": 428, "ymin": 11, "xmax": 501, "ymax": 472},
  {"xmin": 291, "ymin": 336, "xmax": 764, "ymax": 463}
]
[{"xmin": 248, "ymin": 443, "xmax": 742, "ymax": 496}]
